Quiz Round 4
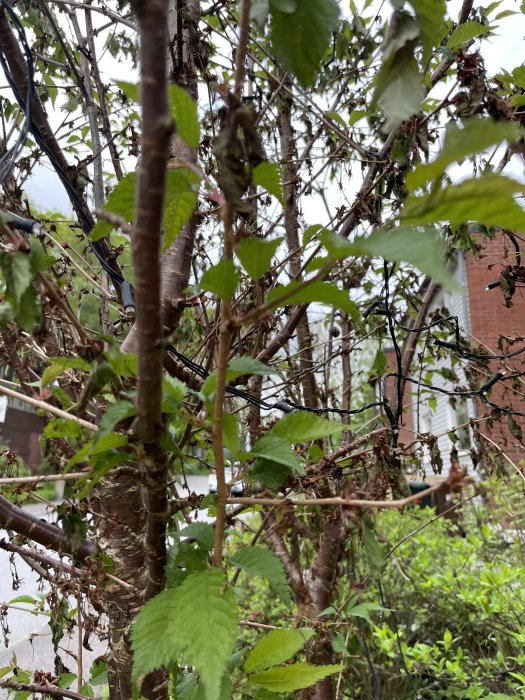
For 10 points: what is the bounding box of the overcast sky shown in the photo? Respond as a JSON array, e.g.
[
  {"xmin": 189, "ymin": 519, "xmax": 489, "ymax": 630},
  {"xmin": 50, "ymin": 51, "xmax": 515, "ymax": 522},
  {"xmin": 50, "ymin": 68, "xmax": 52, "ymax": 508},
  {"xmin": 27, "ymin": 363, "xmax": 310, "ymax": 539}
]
[{"xmin": 22, "ymin": 0, "xmax": 525, "ymax": 214}]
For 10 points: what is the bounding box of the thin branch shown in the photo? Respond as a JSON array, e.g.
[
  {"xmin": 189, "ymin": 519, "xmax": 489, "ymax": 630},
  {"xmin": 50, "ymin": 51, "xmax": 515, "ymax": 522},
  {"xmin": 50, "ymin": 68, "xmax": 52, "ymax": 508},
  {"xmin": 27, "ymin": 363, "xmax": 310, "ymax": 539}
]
[
  {"xmin": 48, "ymin": 0, "xmax": 137, "ymax": 30},
  {"xmin": 478, "ymin": 431, "xmax": 525, "ymax": 482},
  {"xmin": 0, "ymin": 472, "xmax": 85, "ymax": 485},
  {"xmin": 227, "ymin": 474, "xmax": 466, "ymax": 509},
  {"xmin": 212, "ymin": 204, "xmax": 235, "ymax": 567},
  {"xmin": 233, "ymin": 0, "xmax": 251, "ymax": 98},
  {"xmin": 0, "ymin": 681, "xmax": 91, "ymax": 700},
  {"xmin": 0, "ymin": 384, "xmax": 97, "ymax": 430}
]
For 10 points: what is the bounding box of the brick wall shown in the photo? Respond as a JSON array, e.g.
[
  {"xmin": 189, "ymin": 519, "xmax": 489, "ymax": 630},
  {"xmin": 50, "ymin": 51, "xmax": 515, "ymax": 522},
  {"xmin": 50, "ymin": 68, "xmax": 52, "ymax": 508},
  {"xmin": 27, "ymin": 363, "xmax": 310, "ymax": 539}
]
[{"xmin": 465, "ymin": 232, "xmax": 525, "ymax": 467}]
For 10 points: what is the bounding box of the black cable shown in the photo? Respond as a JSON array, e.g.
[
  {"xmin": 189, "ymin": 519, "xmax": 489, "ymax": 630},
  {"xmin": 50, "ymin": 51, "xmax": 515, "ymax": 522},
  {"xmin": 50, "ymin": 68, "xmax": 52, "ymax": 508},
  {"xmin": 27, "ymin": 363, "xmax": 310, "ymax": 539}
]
[
  {"xmin": 0, "ymin": 0, "xmax": 33, "ymax": 185},
  {"xmin": 0, "ymin": 1, "xmax": 131, "ymax": 310}
]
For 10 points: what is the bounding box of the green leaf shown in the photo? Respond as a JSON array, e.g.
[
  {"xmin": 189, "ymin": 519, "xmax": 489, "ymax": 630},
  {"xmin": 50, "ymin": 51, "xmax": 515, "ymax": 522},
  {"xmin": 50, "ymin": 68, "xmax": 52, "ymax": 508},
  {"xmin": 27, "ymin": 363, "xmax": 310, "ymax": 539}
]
[
  {"xmin": 245, "ymin": 629, "xmax": 315, "ymax": 672},
  {"xmin": 362, "ymin": 516, "xmax": 384, "ymax": 577},
  {"xmin": 57, "ymin": 672, "xmax": 77, "ymax": 689},
  {"xmin": 446, "ymin": 20, "xmax": 491, "ymax": 49},
  {"xmin": 326, "ymin": 111, "xmax": 346, "ymax": 128},
  {"xmin": 203, "ymin": 356, "xmax": 276, "ymax": 396},
  {"xmin": 266, "ymin": 280, "xmax": 360, "ymax": 320},
  {"xmin": 92, "ymin": 172, "xmax": 136, "ymax": 241},
  {"xmin": 269, "ymin": 0, "xmax": 340, "ymax": 87},
  {"xmin": 406, "ymin": 119, "xmax": 519, "ymax": 191},
  {"xmin": 349, "ymin": 110, "xmax": 369, "ymax": 125},
  {"xmin": 249, "ymin": 434, "xmax": 302, "ymax": 470},
  {"xmin": 252, "ymin": 162, "xmax": 284, "ymax": 204},
  {"xmin": 91, "ymin": 432, "xmax": 128, "ymax": 455},
  {"xmin": 373, "ymin": 44, "xmax": 425, "ymax": 131},
  {"xmin": 357, "ymin": 226, "xmax": 456, "ymax": 288},
  {"xmin": 223, "ymin": 412, "xmax": 240, "ymax": 456},
  {"xmin": 176, "ymin": 523, "xmax": 215, "ymax": 551},
  {"xmin": 248, "ymin": 663, "xmax": 343, "ymax": 692},
  {"xmin": 97, "ymin": 401, "xmax": 135, "ymax": 437},
  {"xmin": 132, "ymin": 571, "xmax": 238, "ymax": 700},
  {"xmin": 408, "ymin": 0, "xmax": 446, "ymax": 64},
  {"xmin": 201, "ymin": 260, "xmax": 239, "ymax": 299},
  {"xmin": 41, "ymin": 356, "xmax": 90, "ymax": 387},
  {"xmin": 271, "ymin": 412, "xmax": 345, "ymax": 442},
  {"xmin": 0, "ymin": 251, "xmax": 32, "ymax": 304},
  {"xmin": 231, "ymin": 546, "xmax": 292, "ymax": 603},
  {"xmin": 115, "ymin": 80, "xmax": 139, "ymax": 102},
  {"xmin": 169, "ymin": 85, "xmax": 200, "ymax": 148},
  {"xmin": 401, "ymin": 174, "xmax": 525, "ymax": 231},
  {"xmin": 236, "ymin": 237, "xmax": 283, "ymax": 280},
  {"xmin": 345, "ymin": 601, "xmax": 384, "ymax": 625},
  {"xmin": 163, "ymin": 168, "xmax": 200, "ymax": 250},
  {"xmin": 29, "ymin": 238, "xmax": 55, "ymax": 273},
  {"xmin": 249, "ymin": 458, "xmax": 291, "ymax": 488}
]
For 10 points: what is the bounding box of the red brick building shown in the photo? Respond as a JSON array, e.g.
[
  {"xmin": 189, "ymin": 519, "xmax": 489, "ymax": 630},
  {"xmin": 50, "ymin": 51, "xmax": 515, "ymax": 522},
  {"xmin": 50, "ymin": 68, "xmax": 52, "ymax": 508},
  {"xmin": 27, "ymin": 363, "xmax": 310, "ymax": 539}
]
[{"xmin": 397, "ymin": 231, "xmax": 525, "ymax": 475}]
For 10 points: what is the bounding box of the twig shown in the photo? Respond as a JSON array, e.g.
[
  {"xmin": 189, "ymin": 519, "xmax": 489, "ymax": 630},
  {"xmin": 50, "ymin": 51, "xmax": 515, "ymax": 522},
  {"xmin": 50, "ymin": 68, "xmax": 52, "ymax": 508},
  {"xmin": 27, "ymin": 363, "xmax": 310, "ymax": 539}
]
[
  {"xmin": 227, "ymin": 476, "xmax": 463, "ymax": 509},
  {"xmin": 213, "ymin": 204, "xmax": 235, "ymax": 567},
  {"xmin": 384, "ymin": 494, "xmax": 477, "ymax": 559},
  {"xmin": 47, "ymin": 0, "xmax": 136, "ymax": 30},
  {"xmin": 239, "ymin": 620, "xmax": 277, "ymax": 630},
  {"xmin": 0, "ymin": 384, "xmax": 97, "ymax": 431},
  {"xmin": 233, "ymin": 0, "xmax": 251, "ymax": 99},
  {"xmin": 0, "ymin": 472, "xmax": 85, "ymax": 485},
  {"xmin": 0, "ymin": 681, "xmax": 91, "ymax": 700},
  {"xmin": 478, "ymin": 432, "xmax": 525, "ymax": 482}
]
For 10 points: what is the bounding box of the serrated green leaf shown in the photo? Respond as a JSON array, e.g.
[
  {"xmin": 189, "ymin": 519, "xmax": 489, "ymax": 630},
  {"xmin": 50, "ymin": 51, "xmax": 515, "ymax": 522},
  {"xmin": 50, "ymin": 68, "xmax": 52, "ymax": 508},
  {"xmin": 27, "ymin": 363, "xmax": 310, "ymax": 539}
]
[
  {"xmin": 266, "ymin": 280, "xmax": 361, "ymax": 321},
  {"xmin": 245, "ymin": 629, "xmax": 314, "ymax": 672},
  {"xmin": 176, "ymin": 523, "xmax": 215, "ymax": 551},
  {"xmin": 402, "ymin": 174, "xmax": 525, "ymax": 231},
  {"xmin": 253, "ymin": 162, "xmax": 284, "ymax": 204},
  {"xmin": 271, "ymin": 412, "xmax": 345, "ymax": 442},
  {"xmin": 92, "ymin": 172, "xmax": 136, "ymax": 241},
  {"xmin": 231, "ymin": 546, "xmax": 292, "ymax": 603},
  {"xmin": 201, "ymin": 260, "xmax": 239, "ymax": 299},
  {"xmin": 249, "ymin": 434, "xmax": 302, "ymax": 470},
  {"xmin": 512, "ymin": 65, "xmax": 525, "ymax": 89},
  {"xmin": 269, "ymin": 0, "xmax": 340, "ymax": 87},
  {"xmin": 163, "ymin": 168, "xmax": 200, "ymax": 250},
  {"xmin": 237, "ymin": 237, "xmax": 283, "ymax": 280},
  {"xmin": 406, "ymin": 119, "xmax": 519, "ymax": 191},
  {"xmin": 248, "ymin": 662, "xmax": 342, "ymax": 692},
  {"xmin": 169, "ymin": 85, "xmax": 200, "ymax": 148},
  {"xmin": 447, "ymin": 20, "xmax": 491, "ymax": 49},
  {"xmin": 409, "ymin": 0, "xmax": 446, "ymax": 64},
  {"xmin": 133, "ymin": 571, "xmax": 238, "ymax": 700}
]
